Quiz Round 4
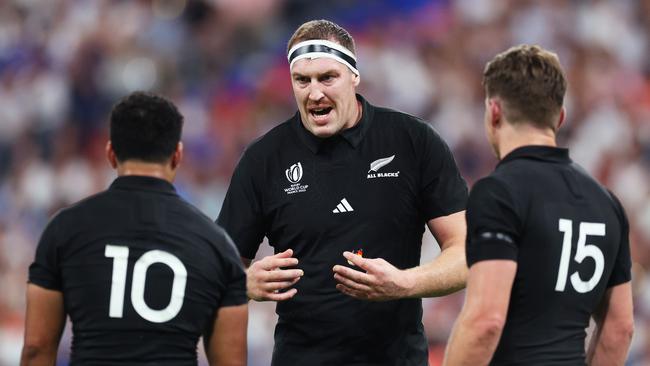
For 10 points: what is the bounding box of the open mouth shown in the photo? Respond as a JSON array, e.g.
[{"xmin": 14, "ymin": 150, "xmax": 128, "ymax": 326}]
[{"xmin": 310, "ymin": 107, "xmax": 333, "ymax": 118}]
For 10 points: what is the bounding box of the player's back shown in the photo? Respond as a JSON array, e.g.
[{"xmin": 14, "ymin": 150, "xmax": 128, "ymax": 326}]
[
  {"xmin": 29, "ymin": 176, "xmax": 246, "ymax": 365},
  {"xmin": 486, "ymin": 147, "xmax": 629, "ymax": 365}
]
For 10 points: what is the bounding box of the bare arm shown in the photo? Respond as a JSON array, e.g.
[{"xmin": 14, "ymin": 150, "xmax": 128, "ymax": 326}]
[
  {"xmin": 406, "ymin": 211, "xmax": 467, "ymax": 297},
  {"xmin": 204, "ymin": 303, "xmax": 248, "ymax": 366},
  {"xmin": 20, "ymin": 284, "xmax": 65, "ymax": 366},
  {"xmin": 333, "ymin": 211, "xmax": 467, "ymax": 300},
  {"xmin": 586, "ymin": 282, "xmax": 634, "ymax": 366},
  {"xmin": 243, "ymin": 249, "xmax": 304, "ymax": 301},
  {"xmin": 443, "ymin": 260, "xmax": 516, "ymax": 366}
]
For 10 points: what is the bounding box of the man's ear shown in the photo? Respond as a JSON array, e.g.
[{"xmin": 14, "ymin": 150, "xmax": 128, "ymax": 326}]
[
  {"xmin": 488, "ymin": 98, "xmax": 502, "ymax": 128},
  {"xmin": 171, "ymin": 142, "xmax": 183, "ymax": 169},
  {"xmin": 556, "ymin": 107, "xmax": 566, "ymax": 131},
  {"xmin": 353, "ymin": 72, "xmax": 360, "ymax": 87},
  {"xmin": 106, "ymin": 141, "xmax": 118, "ymax": 169}
]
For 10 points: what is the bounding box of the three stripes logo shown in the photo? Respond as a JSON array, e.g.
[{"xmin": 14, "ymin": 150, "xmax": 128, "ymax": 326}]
[{"xmin": 332, "ymin": 198, "xmax": 354, "ymax": 213}]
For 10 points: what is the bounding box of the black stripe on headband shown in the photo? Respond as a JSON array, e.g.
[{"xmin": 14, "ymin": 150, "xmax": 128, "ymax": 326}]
[{"xmin": 288, "ymin": 44, "xmax": 357, "ymax": 70}]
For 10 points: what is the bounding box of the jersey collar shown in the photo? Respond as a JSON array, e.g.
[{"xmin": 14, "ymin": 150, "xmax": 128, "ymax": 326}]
[
  {"xmin": 293, "ymin": 94, "xmax": 374, "ymax": 154},
  {"xmin": 109, "ymin": 175, "xmax": 178, "ymax": 195},
  {"xmin": 498, "ymin": 145, "xmax": 571, "ymax": 167}
]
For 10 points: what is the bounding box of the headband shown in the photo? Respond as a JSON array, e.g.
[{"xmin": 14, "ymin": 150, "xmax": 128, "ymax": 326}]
[{"xmin": 287, "ymin": 39, "xmax": 359, "ymax": 76}]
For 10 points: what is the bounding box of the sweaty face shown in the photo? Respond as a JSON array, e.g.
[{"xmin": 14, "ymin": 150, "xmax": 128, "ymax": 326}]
[{"xmin": 291, "ymin": 57, "xmax": 360, "ymax": 138}]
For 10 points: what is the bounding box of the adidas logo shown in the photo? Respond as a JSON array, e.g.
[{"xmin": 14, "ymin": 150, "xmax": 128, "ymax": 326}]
[{"xmin": 332, "ymin": 198, "xmax": 354, "ymax": 213}]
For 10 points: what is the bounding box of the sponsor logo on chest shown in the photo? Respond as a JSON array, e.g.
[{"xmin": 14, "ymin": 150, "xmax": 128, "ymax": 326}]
[
  {"xmin": 284, "ymin": 162, "xmax": 309, "ymax": 195},
  {"xmin": 367, "ymin": 155, "xmax": 400, "ymax": 179}
]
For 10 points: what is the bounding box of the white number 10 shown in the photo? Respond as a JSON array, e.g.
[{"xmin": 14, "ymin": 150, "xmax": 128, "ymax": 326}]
[
  {"xmin": 555, "ymin": 219, "xmax": 605, "ymax": 293},
  {"xmin": 105, "ymin": 245, "xmax": 187, "ymax": 323}
]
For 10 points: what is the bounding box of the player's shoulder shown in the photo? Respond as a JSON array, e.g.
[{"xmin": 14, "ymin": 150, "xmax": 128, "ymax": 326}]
[
  {"xmin": 48, "ymin": 189, "xmax": 112, "ymax": 225},
  {"xmin": 243, "ymin": 115, "xmax": 297, "ymax": 159},
  {"xmin": 174, "ymin": 198, "xmax": 242, "ymax": 257},
  {"xmin": 470, "ymin": 174, "xmax": 512, "ymax": 199},
  {"xmin": 569, "ymin": 162, "xmax": 625, "ymax": 215},
  {"xmin": 371, "ymin": 103, "xmax": 433, "ymax": 131}
]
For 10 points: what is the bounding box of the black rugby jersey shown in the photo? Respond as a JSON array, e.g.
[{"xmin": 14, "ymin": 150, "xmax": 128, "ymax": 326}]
[
  {"xmin": 466, "ymin": 146, "xmax": 632, "ymax": 365},
  {"xmin": 29, "ymin": 176, "xmax": 247, "ymax": 366},
  {"xmin": 218, "ymin": 94, "xmax": 468, "ymax": 366}
]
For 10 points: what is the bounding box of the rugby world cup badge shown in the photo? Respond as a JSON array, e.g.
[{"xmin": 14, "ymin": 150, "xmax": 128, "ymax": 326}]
[{"xmin": 284, "ymin": 162, "xmax": 309, "ymax": 194}]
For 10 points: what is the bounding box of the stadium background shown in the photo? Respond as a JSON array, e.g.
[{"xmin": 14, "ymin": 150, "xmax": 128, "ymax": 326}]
[{"xmin": 0, "ymin": 0, "xmax": 649, "ymax": 364}]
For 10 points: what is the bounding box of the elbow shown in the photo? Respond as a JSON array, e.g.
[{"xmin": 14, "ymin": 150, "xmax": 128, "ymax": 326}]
[
  {"xmin": 20, "ymin": 344, "xmax": 48, "ymax": 365},
  {"xmin": 468, "ymin": 312, "xmax": 506, "ymax": 343},
  {"xmin": 618, "ymin": 319, "xmax": 635, "ymax": 344}
]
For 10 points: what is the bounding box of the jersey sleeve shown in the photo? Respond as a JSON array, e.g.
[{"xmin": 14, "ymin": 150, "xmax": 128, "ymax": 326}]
[
  {"xmin": 418, "ymin": 122, "xmax": 468, "ymax": 219},
  {"xmin": 606, "ymin": 191, "xmax": 632, "ymax": 287},
  {"xmin": 28, "ymin": 214, "xmax": 64, "ymax": 290},
  {"xmin": 217, "ymin": 149, "xmax": 266, "ymax": 259},
  {"xmin": 216, "ymin": 232, "xmax": 248, "ymax": 307},
  {"xmin": 466, "ymin": 177, "xmax": 521, "ymax": 267}
]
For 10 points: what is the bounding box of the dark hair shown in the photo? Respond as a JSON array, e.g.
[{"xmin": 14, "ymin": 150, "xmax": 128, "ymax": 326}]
[
  {"xmin": 287, "ymin": 19, "xmax": 356, "ymax": 55},
  {"xmin": 109, "ymin": 91, "xmax": 183, "ymax": 163},
  {"xmin": 483, "ymin": 44, "xmax": 567, "ymax": 130}
]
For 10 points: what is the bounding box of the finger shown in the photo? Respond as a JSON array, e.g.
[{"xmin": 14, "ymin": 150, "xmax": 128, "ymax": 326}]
[
  {"xmin": 259, "ymin": 257, "xmax": 299, "ymax": 270},
  {"xmin": 333, "ymin": 273, "xmax": 372, "ymax": 292},
  {"xmin": 273, "ymin": 248, "xmax": 294, "ymax": 258},
  {"xmin": 266, "ymin": 288, "xmax": 298, "ymax": 301},
  {"xmin": 336, "ymin": 284, "xmax": 366, "ymax": 300},
  {"xmin": 263, "ymin": 278, "xmax": 300, "ymax": 291},
  {"xmin": 332, "ymin": 264, "xmax": 373, "ymax": 286},
  {"xmin": 342, "ymin": 251, "xmax": 371, "ymax": 271},
  {"xmin": 265, "ymin": 269, "xmax": 304, "ymax": 282}
]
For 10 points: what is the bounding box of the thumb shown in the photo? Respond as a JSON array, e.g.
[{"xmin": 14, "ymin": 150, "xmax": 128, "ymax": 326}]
[{"xmin": 343, "ymin": 251, "xmax": 370, "ymax": 270}]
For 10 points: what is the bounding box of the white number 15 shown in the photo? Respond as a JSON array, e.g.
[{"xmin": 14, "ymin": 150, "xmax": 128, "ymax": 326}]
[{"xmin": 555, "ymin": 219, "xmax": 605, "ymax": 293}]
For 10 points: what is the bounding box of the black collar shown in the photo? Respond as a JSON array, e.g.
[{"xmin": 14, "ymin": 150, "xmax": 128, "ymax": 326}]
[
  {"xmin": 498, "ymin": 145, "xmax": 571, "ymax": 167},
  {"xmin": 292, "ymin": 94, "xmax": 375, "ymax": 154},
  {"xmin": 109, "ymin": 175, "xmax": 178, "ymax": 195}
]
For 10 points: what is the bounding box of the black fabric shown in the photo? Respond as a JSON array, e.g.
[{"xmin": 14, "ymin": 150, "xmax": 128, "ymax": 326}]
[
  {"xmin": 465, "ymin": 145, "xmax": 632, "ymax": 365},
  {"xmin": 29, "ymin": 175, "xmax": 247, "ymax": 365},
  {"xmin": 218, "ymin": 94, "xmax": 467, "ymax": 366}
]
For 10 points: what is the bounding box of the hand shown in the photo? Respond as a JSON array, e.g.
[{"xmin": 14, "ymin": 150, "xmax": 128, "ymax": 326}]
[
  {"xmin": 332, "ymin": 251, "xmax": 414, "ymax": 301},
  {"xmin": 247, "ymin": 249, "xmax": 303, "ymax": 302}
]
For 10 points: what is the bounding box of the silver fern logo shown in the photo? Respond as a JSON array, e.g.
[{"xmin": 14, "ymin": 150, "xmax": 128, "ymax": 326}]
[
  {"xmin": 367, "ymin": 155, "xmax": 399, "ymax": 179},
  {"xmin": 368, "ymin": 155, "xmax": 395, "ymax": 173},
  {"xmin": 286, "ymin": 162, "xmax": 303, "ymax": 183}
]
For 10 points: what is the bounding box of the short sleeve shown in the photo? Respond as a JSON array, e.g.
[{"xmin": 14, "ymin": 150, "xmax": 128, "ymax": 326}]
[
  {"xmin": 606, "ymin": 191, "xmax": 632, "ymax": 287},
  {"xmin": 216, "ymin": 232, "xmax": 248, "ymax": 307},
  {"xmin": 28, "ymin": 215, "xmax": 63, "ymax": 290},
  {"xmin": 217, "ymin": 149, "xmax": 266, "ymax": 259},
  {"xmin": 418, "ymin": 123, "xmax": 468, "ymax": 219},
  {"xmin": 466, "ymin": 177, "xmax": 521, "ymax": 267}
]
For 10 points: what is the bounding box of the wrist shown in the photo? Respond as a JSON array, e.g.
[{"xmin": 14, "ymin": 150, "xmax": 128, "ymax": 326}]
[{"xmin": 399, "ymin": 269, "xmax": 417, "ymax": 298}]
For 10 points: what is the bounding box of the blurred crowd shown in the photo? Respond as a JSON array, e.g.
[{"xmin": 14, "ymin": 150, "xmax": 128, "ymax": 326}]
[{"xmin": 0, "ymin": 0, "xmax": 649, "ymax": 365}]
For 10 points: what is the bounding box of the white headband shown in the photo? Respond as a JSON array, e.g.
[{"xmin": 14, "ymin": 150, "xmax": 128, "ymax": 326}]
[{"xmin": 287, "ymin": 39, "xmax": 359, "ymax": 76}]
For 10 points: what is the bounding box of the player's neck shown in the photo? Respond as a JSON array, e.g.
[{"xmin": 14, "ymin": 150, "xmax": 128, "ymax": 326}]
[
  {"xmin": 116, "ymin": 161, "xmax": 176, "ymax": 183},
  {"xmin": 497, "ymin": 123, "xmax": 557, "ymax": 160}
]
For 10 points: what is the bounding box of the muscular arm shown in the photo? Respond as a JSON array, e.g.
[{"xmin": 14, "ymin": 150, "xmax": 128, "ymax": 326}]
[
  {"xmin": 205, "ymin": 303, "xmax": 248, "ymax": 366},
  {"xmin": 333, "ymin": 211, "xmax": 467, "ymax": 300},
  {"xmin": 443, "ymin": 260, "xmax": 516, "ymax": 366},
  {"xmin": 405, "ymin": 211, "xmax": 467, "ymax": 297},
  {"xmin": 587, "ymin": 282, "xmax": 634, "ymax": 366},
  {"xmin": 20, "ymin": 284, "xmax": 65, "ymax": 366}
]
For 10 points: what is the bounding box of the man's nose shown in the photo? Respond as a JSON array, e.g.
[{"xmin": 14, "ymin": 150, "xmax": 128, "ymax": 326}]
[{"xmin": 308, "ymin": 83, "xmax": 324, "ymax": 101}]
